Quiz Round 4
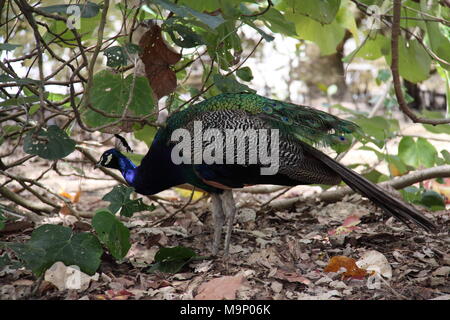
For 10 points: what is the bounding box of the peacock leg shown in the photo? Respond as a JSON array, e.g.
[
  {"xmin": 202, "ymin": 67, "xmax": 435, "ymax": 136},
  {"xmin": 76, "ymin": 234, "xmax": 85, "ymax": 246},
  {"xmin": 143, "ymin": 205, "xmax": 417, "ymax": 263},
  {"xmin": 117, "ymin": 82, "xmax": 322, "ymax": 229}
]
[
  {"xmin": 220, "ymin": 190, "xmax": 237, "ymax": 256},
  {"xmin": 210, "ymin": 193, "xmax": 225, "ymax": 255}
]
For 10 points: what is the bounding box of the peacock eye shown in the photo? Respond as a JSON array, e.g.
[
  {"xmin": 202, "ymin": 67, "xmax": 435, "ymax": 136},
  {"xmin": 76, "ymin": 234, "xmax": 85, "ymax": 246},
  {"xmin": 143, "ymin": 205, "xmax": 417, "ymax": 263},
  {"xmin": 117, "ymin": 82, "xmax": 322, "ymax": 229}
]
[{"xmin": 103, "ymin": 153, "xmax": 113, "ymax": 165}]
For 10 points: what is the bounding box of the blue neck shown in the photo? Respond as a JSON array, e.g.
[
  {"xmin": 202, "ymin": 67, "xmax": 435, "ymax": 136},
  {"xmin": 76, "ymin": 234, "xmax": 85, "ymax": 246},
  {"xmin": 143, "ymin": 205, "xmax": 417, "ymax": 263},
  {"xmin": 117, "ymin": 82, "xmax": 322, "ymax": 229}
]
[{"xmin": 117, "ymin": 156, "xmax": 138, "ymax": 186}]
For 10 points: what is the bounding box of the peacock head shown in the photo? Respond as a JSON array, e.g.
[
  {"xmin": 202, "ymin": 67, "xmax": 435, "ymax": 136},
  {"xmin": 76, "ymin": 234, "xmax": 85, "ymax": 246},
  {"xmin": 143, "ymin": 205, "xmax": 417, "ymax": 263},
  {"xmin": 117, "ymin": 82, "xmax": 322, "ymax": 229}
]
[{"xmin": 96, "ymin": 148, "xmax": 123, "ymax": 170}]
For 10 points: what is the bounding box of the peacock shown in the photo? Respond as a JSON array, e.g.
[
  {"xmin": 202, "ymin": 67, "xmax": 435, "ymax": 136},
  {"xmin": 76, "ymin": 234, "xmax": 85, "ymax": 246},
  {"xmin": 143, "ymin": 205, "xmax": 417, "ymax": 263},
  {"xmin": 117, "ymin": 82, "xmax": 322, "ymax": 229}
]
[{"xmin": 97, "ymin": 93, "xmax": 436, "ymax": 255}]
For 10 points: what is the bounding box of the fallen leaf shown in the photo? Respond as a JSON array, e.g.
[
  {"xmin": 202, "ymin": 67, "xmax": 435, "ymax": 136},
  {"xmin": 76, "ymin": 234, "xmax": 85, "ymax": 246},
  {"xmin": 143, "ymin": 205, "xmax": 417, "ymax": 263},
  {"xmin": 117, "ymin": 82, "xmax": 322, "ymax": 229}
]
[
  {"xmin": 272, "ymin": 269, "xmax": 311, "ymax": 286},
  {"xmin": 324, "ymin": 256, "xmax": 370, "ymax": 279},
  {"xmin": 44, "ymin": 261, "xmax": 97, "ymax": 291},
  {"xmin": 328, "ymin": 215, "xmax": 361, "ymax": 236},
  {"xmin": 94, "ymin": 289, "xmax": 134, "ymax": 300},
  {"xmin": 194, "ymin": 275, "xmax": 246, "ymax": 300},
  {"xmin": 356, "ymin": 250, "xmax": 392, "ymax": 279},
  {"xmin": 59, "ymin": 189, "xmax": 82, "ymax": 215}
]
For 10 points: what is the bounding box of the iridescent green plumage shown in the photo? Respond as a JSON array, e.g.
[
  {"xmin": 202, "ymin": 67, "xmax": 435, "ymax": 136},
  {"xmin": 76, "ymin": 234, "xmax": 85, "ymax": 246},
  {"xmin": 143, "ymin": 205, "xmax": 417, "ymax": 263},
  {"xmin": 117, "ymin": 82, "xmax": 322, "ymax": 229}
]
[{"xmin": 165, "ymin": 93, "xmax": 360, "ymax": 148}]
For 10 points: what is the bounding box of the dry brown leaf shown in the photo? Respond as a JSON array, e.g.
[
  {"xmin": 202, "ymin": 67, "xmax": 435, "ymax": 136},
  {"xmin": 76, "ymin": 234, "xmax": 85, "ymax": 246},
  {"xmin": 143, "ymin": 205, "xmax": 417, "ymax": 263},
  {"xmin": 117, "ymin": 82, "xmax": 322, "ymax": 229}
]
[
  {"xmin": 194, "ymin": 275, "xmax": 246, "ymax": 300},
  {"xmin": 273, "ymin": 269, "xmax": 311, "ymax": 286},
  {"xmin": 94, "ymin": 289, "xmax": 134, "ymax": 300},
  {"xmin": 356, "ymin": 250, "xmax": 392, "ymax": 279},
  {"xmin": 59, "ymin": 189, "xmax": 82, "ymax": 215},
  {"xmin": 324, "ymin": 256, "xmax": 370, "ymax": 279},
  {"xmin": 139, "ymin": 22, "xmax": 181, "ymax": 100},
  {"xmin": 328, "ymin": 215, "xmax": 361, "ymax": 236}
]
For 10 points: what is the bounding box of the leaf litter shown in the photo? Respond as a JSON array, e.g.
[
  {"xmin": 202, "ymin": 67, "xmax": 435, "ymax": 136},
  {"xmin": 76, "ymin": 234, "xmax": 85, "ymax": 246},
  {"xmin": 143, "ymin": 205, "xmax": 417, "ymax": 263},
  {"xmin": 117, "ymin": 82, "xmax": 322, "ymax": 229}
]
[{"xmin": 0, "ymin": 182, "xmax": 449, "ymax": 300}]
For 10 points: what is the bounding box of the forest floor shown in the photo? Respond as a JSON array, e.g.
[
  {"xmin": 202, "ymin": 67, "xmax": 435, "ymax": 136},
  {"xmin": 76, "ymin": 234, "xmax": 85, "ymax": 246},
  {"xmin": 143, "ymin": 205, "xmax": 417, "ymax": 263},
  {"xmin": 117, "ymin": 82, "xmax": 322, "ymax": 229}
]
[
  {"xmin": 1, "ymin": 175, "xmax": 449, "ymax": 300},
  {"xmin": 0, "ymin": 123, "xmax": 449, "ymax": 300}
]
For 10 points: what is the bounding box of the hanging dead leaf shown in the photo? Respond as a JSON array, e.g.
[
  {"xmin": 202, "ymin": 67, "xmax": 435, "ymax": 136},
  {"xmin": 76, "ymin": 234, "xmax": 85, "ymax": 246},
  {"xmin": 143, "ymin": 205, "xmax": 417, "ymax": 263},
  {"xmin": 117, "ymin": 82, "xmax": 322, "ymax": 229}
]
[
  {"xmin": 139, "ymin": 22, "xmax": 181, "ymax": 100},
  {"xmin": 194, "ymin": 275, "xmax": 246, "ymax": 300},
  {"xmin": 324, "ymin": 256, "xmax": 371, "ymax": 279}
]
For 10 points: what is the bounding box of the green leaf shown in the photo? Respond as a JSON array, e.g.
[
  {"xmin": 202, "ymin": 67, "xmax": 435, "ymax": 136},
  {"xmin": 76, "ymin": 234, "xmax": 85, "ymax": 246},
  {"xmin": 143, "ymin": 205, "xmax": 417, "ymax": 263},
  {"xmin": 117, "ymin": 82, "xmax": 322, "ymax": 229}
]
[
  {"xmin": 441, "ymin": 150, "xmax": 450, "ymax": 164},
  {"xmin": 40, "ymin": 2, "xmax": 100, "ymax": 18},
  {"xmin": 148, "ymin": 246, "xmax": 197, "ymax": 273},
  {"xmin": 163, "ymin": 18, "xmax": 205, "ymax": 48},
  {"xmin": 102, "ymin": 185, "xmax": 155, "ymax": 217},
  {"xmin": 398, "ymin": 136, "xmax": 437, "ymax": 169},
  {"xmin": 0, "ymin": 209, "xmax": 5, "ymax": 231},
  {"xmin": 23, "ymin": 125, "xmax": 76, "ymax": 160},
  {"xmin": 213, "ymin": 74, "xmax": 255, "ymax": 94},
  {"xmin": 384, "ymin": 37, "xmax": 431, "ymax": 83},
  {"xmin": 133, "ymin": 124, "xmax": 158, "ymax": 147},
  {"xmin": 0, "ymin": 95, "xmax": 45, "ymax": 107},
  {"xmin": 42, "ymin": 14, "xmax": 101, "ymax": 48},
  {"xmin": 0, "ymin": 43, "xmax": 21, "ymax": 52},
  {"xmin": 92, "ymin": 210, "xmax": 131, "ymax": 260},
  {"xmin": 104, "ymin": 46, "xmax": 128, "ymax": 67},
  {"xmin": 421, "ymin": 110, "xmax": 450, "ymax": 135},
  {"xmin": 419, "ymin": 190, "xmax": 445, "ymax": 211},
  {"xmin": 362, "ymin": 169, "xmax": 389, "ymax": 183},
  {"xmin": 0, "ymin": 74, "xmax": 38, "ymax": 85},
  {"xmin": 281, "ymin": 0, "xmax": 341, "ymax": 24},
  {"xmin": 151, "ymin": 0, "xmax": 225, "ymax": 29},
  {"xmin": 353, "ymin": 116, "xmax": 398, "ymax": 147},
  {"xmin": 344, "ymin": 35, "xmax": 387, "ymax": 62},
  {"xmin": 236, "ymin": 67, "xmax": 253, "ymax": 82},
  {"xmin": 400, "ymin": 186, "xmax": 423, "ymax": 203},
  {"xmin": 287, "ymin": 11, "xmax": 345, "ymax": 55},
  {"xmin": 83, "ymin": 70, "xmax": 156, "ymax": 128},
  {"xmin": 262, "ymin": 8, "xmax": 297, "ymax": 37},
  {"xmin": 425, "ymin": 21, "xmax": 450, "ymax": 71},
  {"xmin": 6, "ymin": 224, "xmax": 103, "ymax": 276},
  {"xmin": 242, "ymin": 19, "xmax": 275, "ymax": 42}
]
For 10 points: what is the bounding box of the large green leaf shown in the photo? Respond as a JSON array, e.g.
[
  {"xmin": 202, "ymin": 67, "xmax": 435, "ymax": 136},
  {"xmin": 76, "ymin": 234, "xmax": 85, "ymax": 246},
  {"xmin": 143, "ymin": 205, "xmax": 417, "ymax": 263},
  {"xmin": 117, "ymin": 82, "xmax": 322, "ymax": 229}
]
[
  {"xmin": 281, "ymin": 0, "xmax": 341, "ymax": 24},
  {"xmin": 102, "ymin": 185, "xmax": 155, "ymax": 217},
  {"xmin": 287, "ymin": 11, "xmax": 345, "ymax": 55},
  {"xmin": 6, "ymin": 224, "xmax": 103, "ymax": 276},
  {"xmin": 353, "ymin": 116, "xmax": 399, "ymax": 147},
  {"xmin": 43, "ymin": 15, "xmax": 101, "ymax": 48},
  {"xmin": 133, "ymin": 124, "xmax": 158, "ymax": 147},
  {"xmin": 261, "ymin": 8, "xmax": 297, "ymax": 37},
  {"xmin": 0, "ymin": 74, "xmax": 38, "ymax": 85},
  {"xmin": 83, "ymin": 70, "xmax": 155, "ymax": 128},
  {"xmin": 163, "ymin": 18, "xmax": 205, "ymax": 48},
  {"xmin": 213, "ymin": 74, "xmax": 255, "ymax": 94},
  {"xmin": 345, "ymin": 35, "xmax": 387, "ymax": 62},
  {"xmin": 384, "ymin": 37, "xmax": 431, "ymax": 83},
  {"xmin": 23, "ymin": 125, "xmax": 76, "ymax": 160},
  {"xmin": 0, "ymin": 43, "xmax": 21, "ymax": 52},
  {"xmin": 150, "ymin": 0, "xmax": 225, "ymax": 30},
  {"xmin": 398, "ymin": 136, "xmax": 437, "ymax": 168},
  {"xmin": 421, "ymin": 111, "xmax": 450, "ymax": 135},
  {"xmin": 40, "ymin": 2, "xmax": 100, "ymax": 18},
  {"xmin": 148, "ymin": 246, "xmax": 197, "ymax": 273},
  {"xmin": 92, "ymin": 210, "xmax": 131, "ymax": 260},
  {"xmin": 0, "ymin": 94, "xmax": 48, "ymax": 107}
]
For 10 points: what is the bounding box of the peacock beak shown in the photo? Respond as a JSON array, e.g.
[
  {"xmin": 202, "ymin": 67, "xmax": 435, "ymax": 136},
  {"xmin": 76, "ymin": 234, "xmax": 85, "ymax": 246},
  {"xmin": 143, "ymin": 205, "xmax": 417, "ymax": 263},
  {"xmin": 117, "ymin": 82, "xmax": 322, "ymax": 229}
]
[{"xmin": 94, "ymin": 162, "xmax": 101, "ymax": 169}]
